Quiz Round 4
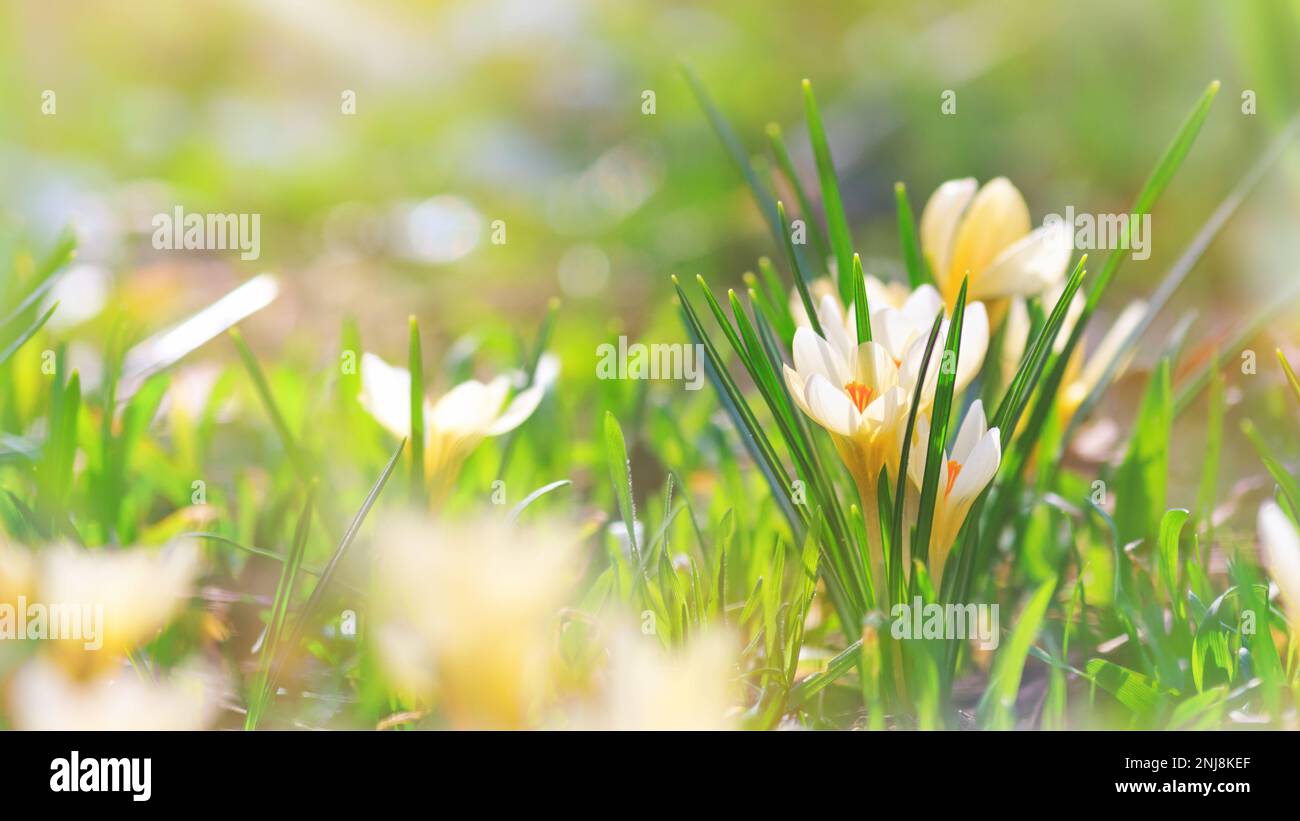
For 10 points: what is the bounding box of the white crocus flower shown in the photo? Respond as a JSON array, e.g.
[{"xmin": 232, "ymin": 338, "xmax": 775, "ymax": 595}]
[
  {"xmin": 358, "ymin": 352, "xmax": 544, "ymax": 502},
  {"xmin": 791, "ymin": 281, "xmax": 990, "ymax": 406},
  {"xmin": 38, "ymin": 541, "xmax": 200, "ymax": 674},
  {"xmin": 904, "ymin": 400, "xmax": 1002, "ymax": 584},
  {"xmin": 8, "ymin": 657, "xmax": 219, "ymax": 730},
  {"xmin": 920, "ymin": 177, "xmax": 1072, "ymax": 313},
  {"xmin": 781, "ymin": 295, "xmax": 912, "ymax": 560},
  {"xmin": 1258, "ymin": 502, "xmax": 1300, "ymax": 629},
  {"xmin": 783, "ymin": 292, "xmax": 990, "ymax": 560},
  {"xmin": 371, "ymin": 514, "xmax": 577, "ymax": 729},
  {"xmin": 565, "ymin": 626, "xmax": 738, "ymax": 730}
]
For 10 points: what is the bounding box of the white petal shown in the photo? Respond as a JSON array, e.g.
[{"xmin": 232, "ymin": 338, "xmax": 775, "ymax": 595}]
[
  {"xmin": 1075, "ymin": 300, "xmax": 1148, "ymax": 396},
  {"xmin": 978, "ymin": 222, "xmax": 1073, "ymax": 299},
  {"xmin": 869, "ymin": 307, "xmax": 918, "ymax": 363},
  {"xmin": 951, "ymin": 399, "xmax": 988, "ymax": 463},
  {"xmin": 948, "ymin": 178, "xmax": 1032, "ymax": 293},
  {"xmin": 955, "ymin": 301, "xmax": 989, "ymax": 393},
  {"xmin": 792, "ymin": 326, "xmax": 851, "ymax": 387},
  {"xmin": 485, "ymin": 383, "xmax": 544, "ymax": 436},
  {"xmin": 358, "ymin": 352, "xmax": 415, "ymax": 439},
  {"xmin": 1000, "ymin": 298, "xmax": 1031, "ymax": 382},
  {"xmin": 816, "ymin": 293, "xmax": 855, "ymax": 363},
  {"xmin": 783, "ymin": 363, "xmax": 811, "ymax": 415},
  {"xmin": 901, "ymin": 284, "xmax": 945, "ymax": 328},
  {"xmin": 920, "ymin": 178, "xmax": 977, "ymax": 294},
  {"xmin": 865, "ymin": 275, "xmax": 903, "ymax": 311},
  {"xmin": 804, "ymin": 373, "xmax": 859, "ymax": 436},
  {"xmin": 950, "ymin": 428, "xmax": 1000, "ymax": 504},
  {"xmin": 1259, "ymin": 502, "xmax": 1300, "ymax": 619},
  {"xmin": 864, "ymin": 384, "xmax": 910, "ymax": 431},
  {"xmin": 855, "ymin": 340, "xmax": 900, "ymax": 391},
  {"xmin": 429, "ymin": 377, "xmax": 510, "ymax": 436}
]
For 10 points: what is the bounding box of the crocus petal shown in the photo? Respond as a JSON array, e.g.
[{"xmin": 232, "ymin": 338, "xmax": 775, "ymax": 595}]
[
  {"xmin": 816, "ymin": 293, "xmax": 855, "ymax": 363},
  {"xmin": 978, "ymin": 221, "xmax": 1073, "ymax": 300},
  {"xmin": 792, "ymin": 326, "xmax": 851, "ymax": 387},
  {"xmin": 855, "ymin": 340, "xmax": 900, "ymax": 391},
  {"xmin": 1258, "ymin": 502, "xmax": 1300, "ymax": 623},
  {"xmin": 869, "ymin": 307, "xmax": 917, "ymax": 363},
  {"xmin": 950, "ymin": 428, "xmax": 1000, "ymax": 504},
  {"xmin": 429, "ymin": 377, "xmax": 510, "ymax": 436},
  {"xmin": 901, "ymin": 284, "xmax": 945, "ymax": 328},
  {"xmin": 955, "ymin": 301, "xmax": 989, "ymax": 393},
  {"xmin": 804, "ymin": 373, "xmax": 859, "ymax": 436},
  {"xmin": 865, "ymin": 275, "xmax": 909, "ymax": 311},
  {"xmin": 920, "ymin": 178, "xmax": 977, "ymax": 295},
  {"xmin": 1075, "ymin": 300, "xmax": 1148, "ymax": 396},
  {"xmin": 1000, "ymin": 298, "xmax": 1031, "ymax": 383},
  {"xmin": 951, "ymin": 399, "xmax": 988, "ymax": 463},
  {"xmin": 947, "ymin": 177, "xmax": 1031, "ymax": 296},
  {"xmin": 358, "ymin": 352, "xmax": 416, "ymax": 439},
  {"xmin": 485, "ymin": 383, "xmax": 544, "ymax": 436},
  {"xmin": 863, "ymin": 384, "xmax": 910, "ymax": 430},
  {"xmin": 782, "ymin": 363, "xmax": 811, "ymax": 415}
]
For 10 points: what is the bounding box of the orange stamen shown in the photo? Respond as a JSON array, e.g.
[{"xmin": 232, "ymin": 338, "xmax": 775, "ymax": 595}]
[
  {"xmin": 945, "ymin": 459, "xmax": 963, "ymax": 497},
  {"xmin": 844, "ymin": 381, "xmax": 874, "ymax": 412}
]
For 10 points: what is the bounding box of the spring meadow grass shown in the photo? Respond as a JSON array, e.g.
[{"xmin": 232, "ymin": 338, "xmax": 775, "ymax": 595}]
[{"xmin": 3, "ymin": 4, "xmax": 1300, "ymax": 734}]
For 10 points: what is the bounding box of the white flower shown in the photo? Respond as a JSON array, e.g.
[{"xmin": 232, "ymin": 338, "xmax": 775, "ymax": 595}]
[
  {"xmin": 792, "ymin": 279, "xmax": 990, "ymax": 405},
  {"xmin": 358, "ymin": 352, "xmax": 544, "ymax": 499},
  {"xmin": 905, "ymin": 400, "xmax": 1002, "ymax": 583},
  {"xmin": 7, "ymin": 657, "xmax": 219, "ymax": 730},
  {"xmin": 38, "ymin": 541, "xmax": 200, "ymax": 673},
  {"xmin": 920, "ymin": 177, "xmax": 1072, "ymax": 310},
  {"xmin": 371, "ymin": 514, "xmax": 577, "ymax": 729},
  {"xmin": 565, "ymin": 627, "xmax": 737, "ymax": 730},
  {"xmin": 1258, "ymin": 502, "xmax": 1300, "ymax": 628},
  {"xmin": 782, "ymin": 291, "xmax": 989, "ymax": 558}
]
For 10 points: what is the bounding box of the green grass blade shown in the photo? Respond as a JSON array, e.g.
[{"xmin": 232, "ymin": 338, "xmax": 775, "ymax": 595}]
[
  {"xmin": 1113, "ymin": 358, "xmax": 1173, "ymax": 547},
  {"xmin": 766, "ymin": 122, "xmax": 831, "ymax": 274},
  {"xmin": 778, "ymin": 201, "xmax": 824, "ymax": 337},
  {"xmin": 894, "ymin": 182, "xmax": 928, "ymax": 288},
  {"xmin": 913, "ymin": 279, "xmax": 967, "ymax": 570},
  {"xmin": 407, "ymin": 315, "xmax": 425, "ymax": 501},
  {"xmin": 246, "ymin": 486, "xmax": 315, "ymax": 730},
  {"xmin": 802, "ymin": 79, "xmax": 855, "ymax": 303},
  {"xmin": 977, "ymin": 575, "xmax": 1057, "ymax": 729},
  {"xmin": 680, "ymin": 63, "xmax": 817, "ymax": 277},
  {"xmin": 850, "ymin": 254, "xmax": 872, "ymax": 343}
]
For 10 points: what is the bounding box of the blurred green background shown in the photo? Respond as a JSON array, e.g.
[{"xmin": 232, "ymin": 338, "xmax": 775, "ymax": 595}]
[{"xmin": 1, "ymin": 0, "xmax": 1298, "ymax": 465}]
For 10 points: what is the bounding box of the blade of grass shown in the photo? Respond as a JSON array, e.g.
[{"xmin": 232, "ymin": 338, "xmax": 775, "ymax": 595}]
[
  {"xmin": 894, "ymin": 182, "xmax": 928, "ymax": 288},
  {"xmin": 246, "ymin": 485, "xmax": 315, "ymax": 730},
  {"xmin": 914, "ymin": 279, "xmax": 968, "ymax": 570},
  {"xmin": 802, "ymin": 79, "xmax": 855, "ymax": 303},
  {"xmin": 408, "ymin": 316, "xmax": 425, "ymax": 501},
  {"xmin": 766, "ymin": 122, "xmax": 831, "ymax": 274}
]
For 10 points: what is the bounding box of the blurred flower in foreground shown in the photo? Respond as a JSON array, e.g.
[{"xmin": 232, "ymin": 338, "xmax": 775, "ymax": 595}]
[
  {"xmin": 8, "ymin": 657, "xmax": 218, "ymax": 730},
  {"xmin": 1258, "ymin": 502, "xmax": 1300, "ymax": 629},
  {"xmin": 564, "ymin": 627, "xmax": 738, "ymax": 730},
  {"xmin": 920, "ymin": 177, "xmax": 1071, "ymax": 314},
  {"xmin": 0, "ymin": 540, "xmax": 35, "ymax": 606},
  {"xmin": 39, "ymin": 541, "xmax": 200, "ymax": 674},
  {"xmin": 358, "ymin": 352, "xmax": 544, "ymax": 503},
  {"xmin": 371, "ymin": 515, "xmax": 577, "ymax": 729},
  {"xmin": 3, "ymin": 540, "xmax": 215, "ymax": 730},
  {"xmin": 904, "ymin": 400, "xmax": 1002, "ymax": 585}
]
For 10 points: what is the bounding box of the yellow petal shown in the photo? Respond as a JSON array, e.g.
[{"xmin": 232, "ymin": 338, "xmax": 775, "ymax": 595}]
[
  {"xmin": 947, "ymin": 177, "xmax": 1030, "ymax": 302},
  {"xmin": 920, "ymin": 178, "xmax": 977, "ymax": 298}
]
